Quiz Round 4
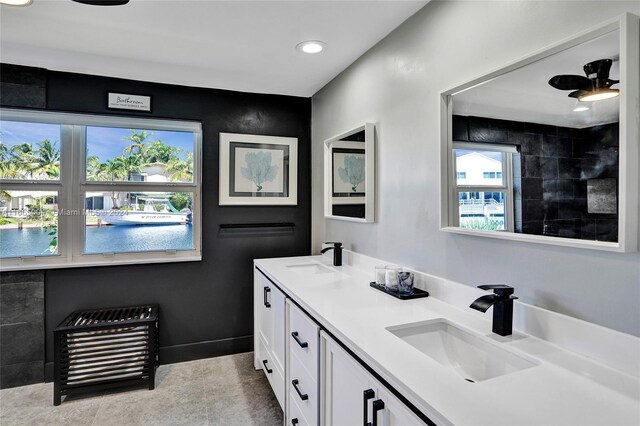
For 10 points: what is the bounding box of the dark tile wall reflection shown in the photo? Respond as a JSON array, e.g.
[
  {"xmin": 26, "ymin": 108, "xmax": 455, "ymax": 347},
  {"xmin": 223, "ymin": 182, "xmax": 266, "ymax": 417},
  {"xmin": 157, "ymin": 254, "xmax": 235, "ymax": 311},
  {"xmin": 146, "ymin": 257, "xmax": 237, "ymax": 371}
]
[
  {"xmin": 453, "ymin": 115, "xmax": 619, "ymax": 242},
  {"xmin": 0, "ymin": 271, "xmax": 45, "ymax": 389}
]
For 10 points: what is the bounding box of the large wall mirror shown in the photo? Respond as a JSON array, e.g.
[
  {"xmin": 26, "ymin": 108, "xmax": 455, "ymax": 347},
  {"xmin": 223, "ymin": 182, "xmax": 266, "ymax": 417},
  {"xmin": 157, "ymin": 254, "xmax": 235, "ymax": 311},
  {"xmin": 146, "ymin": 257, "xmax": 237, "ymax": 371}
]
[
  {"xmin": 440, "ymin": 14, "xmax": 638, "ymax": 252},
  {"xmin": 324, "ymin": 123, "xmax": 375, "ymax": 222}
]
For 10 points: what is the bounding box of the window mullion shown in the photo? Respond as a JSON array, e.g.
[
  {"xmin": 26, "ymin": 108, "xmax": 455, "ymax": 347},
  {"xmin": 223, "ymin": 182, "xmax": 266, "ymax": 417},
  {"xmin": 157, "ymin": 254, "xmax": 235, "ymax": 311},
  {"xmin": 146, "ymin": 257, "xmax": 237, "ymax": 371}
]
[{"xmin": 59, "ymin": 124, "xmax": 77, "ymax": 263}]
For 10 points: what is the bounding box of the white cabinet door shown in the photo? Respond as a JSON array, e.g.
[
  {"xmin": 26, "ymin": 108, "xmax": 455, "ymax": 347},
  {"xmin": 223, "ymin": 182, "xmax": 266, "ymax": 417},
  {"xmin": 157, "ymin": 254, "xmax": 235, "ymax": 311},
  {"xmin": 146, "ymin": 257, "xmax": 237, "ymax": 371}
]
[
  {"xmin": 271, "ymin": 284, "xmax": 286, "ymax": 373},
  {"xmin": 321, "ymin": 331, "xmax": 427, "ymax": 426},
  {"xmin": 376, "ymin": 387, "xmax": 425, "ymax": 426},
  {"xmin": 321, "ymin": 332, "xmax": 376, "ymax": 426},
  {"xmin": 254, "ymin": 268, "xmax": 287, "ymax": 409},
  {"xmin": 257, "ymin": 271, "xmax": 274, "ymax": 348}
]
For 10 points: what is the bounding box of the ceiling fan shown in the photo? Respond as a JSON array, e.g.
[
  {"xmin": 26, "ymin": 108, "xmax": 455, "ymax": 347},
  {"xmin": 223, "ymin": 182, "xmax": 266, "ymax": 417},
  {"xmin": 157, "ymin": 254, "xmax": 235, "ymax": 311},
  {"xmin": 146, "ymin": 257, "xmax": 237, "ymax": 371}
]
[{"xmin": 548, "ymin": 59, "xmax": 619, "ymax": 102}]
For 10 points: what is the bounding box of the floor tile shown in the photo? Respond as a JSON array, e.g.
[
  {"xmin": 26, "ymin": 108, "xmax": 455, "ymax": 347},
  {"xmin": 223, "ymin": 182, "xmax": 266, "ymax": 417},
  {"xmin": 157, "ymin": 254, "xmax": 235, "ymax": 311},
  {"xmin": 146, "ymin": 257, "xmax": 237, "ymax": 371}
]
[
  {"xmin": 155, "ymin": 359, "xmax": 203, "ymax": 390},
  {"xmin": 0, "ymin": 352, "xmax": 283, "ymax": 426},
  {"xmin": 0, "ymin": 383, "xmax": 103, "ymax": 426},
  {"xmin": 92, "ymin": 382, "xmax": 207, "ymax": 426}
]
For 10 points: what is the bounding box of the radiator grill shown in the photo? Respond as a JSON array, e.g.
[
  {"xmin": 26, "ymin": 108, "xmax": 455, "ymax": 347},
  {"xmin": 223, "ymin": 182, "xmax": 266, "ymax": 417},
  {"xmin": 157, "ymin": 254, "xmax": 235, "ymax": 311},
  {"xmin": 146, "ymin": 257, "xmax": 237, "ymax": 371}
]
[{"xmin": 53, "ymin": 305, "xmax": 158, "ymax": 405}]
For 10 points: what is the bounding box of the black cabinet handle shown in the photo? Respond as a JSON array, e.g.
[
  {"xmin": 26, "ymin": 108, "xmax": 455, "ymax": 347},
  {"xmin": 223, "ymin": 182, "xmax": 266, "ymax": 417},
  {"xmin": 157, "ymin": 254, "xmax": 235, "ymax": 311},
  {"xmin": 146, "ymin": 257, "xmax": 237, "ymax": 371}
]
[
  {"xmin": 372, "ymin": 399, "xmax": 385, "ymax": 426},
  {"xmin": 291, "ymin": 419, "xmax": 299, "ymax": 425},
  {"xmin": 262, "ymin": 359, "xmax": 272, "ymax": 374},
  {"xmin": 363, "ymin": 389, "xmax": 375, "ymax": 426},
  {"xmin": 291, "ymin": 331, "xmax": 308, "ymax": 348},
  {"xmin": 263, "ymin": 286, "xmax": 271, "ymax": 308},
  {"xmin": 291, "ymin": 379, "xmax": 308, "ymax": 401}
]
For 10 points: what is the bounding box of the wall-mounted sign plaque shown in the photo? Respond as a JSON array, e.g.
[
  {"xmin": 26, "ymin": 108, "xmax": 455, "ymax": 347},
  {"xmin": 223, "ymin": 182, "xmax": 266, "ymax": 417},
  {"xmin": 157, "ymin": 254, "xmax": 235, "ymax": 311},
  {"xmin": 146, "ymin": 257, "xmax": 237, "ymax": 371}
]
[{"xmin": 107, "ymin": 93, "xmax": 151, "ymax": 111}]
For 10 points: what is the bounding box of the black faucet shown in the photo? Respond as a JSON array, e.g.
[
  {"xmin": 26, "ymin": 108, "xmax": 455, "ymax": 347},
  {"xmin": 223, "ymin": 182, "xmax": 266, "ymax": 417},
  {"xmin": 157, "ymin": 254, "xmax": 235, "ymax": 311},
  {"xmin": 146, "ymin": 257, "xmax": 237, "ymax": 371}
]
[
  {"xmin": 470, "ymin": 285, "xmax": 518, "ymax": 336},
  {"xmin": 320, "ymin": 242, "xmax": 342, "ymax": 266}
]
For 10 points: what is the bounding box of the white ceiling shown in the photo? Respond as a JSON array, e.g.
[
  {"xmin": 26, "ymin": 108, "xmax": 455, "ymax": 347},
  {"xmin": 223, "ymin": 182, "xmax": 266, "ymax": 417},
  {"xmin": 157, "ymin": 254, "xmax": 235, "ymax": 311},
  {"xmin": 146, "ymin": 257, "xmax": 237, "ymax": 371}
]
[
  {"xmin": 0, "ymin": 0, "xmax": 427, "ymax": 97},
  {"xmin": 453, "ymin": 29, "xmax": 620, "ymax": 129}
]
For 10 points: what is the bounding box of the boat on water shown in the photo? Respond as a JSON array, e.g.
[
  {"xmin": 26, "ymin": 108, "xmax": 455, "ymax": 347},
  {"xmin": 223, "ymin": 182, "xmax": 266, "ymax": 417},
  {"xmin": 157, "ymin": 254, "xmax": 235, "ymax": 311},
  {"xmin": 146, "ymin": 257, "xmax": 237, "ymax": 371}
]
[{"xmin": 95, "ymin": 198, "xmax": 192, "ymax": 226}]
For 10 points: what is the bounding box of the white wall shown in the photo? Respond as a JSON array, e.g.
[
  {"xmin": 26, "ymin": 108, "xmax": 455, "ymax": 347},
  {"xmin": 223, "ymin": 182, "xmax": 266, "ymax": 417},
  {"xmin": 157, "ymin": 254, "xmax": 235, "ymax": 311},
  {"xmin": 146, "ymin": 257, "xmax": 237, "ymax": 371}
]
[{"xmin": 312, "ymin": 1, "xmax": 640, "ymax": 336}]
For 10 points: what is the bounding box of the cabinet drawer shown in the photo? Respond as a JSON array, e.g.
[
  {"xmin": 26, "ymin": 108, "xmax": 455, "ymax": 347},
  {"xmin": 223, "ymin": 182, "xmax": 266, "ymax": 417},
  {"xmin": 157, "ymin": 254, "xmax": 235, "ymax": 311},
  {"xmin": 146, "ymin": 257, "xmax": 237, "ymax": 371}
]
[
  {"xmin": 259, "ymin": 336, "xmax": 284, "ymax": 410},
  {"xmin": 289, "ymin": 349, "xmax": 318, "ymax": 424},
  {"xmin": 288, "ymin": 391, "xmax": 310, "ymax": 426},
  {"xmin": 288, "ymin": 301, "xmax": 319, "ymax": 379}
]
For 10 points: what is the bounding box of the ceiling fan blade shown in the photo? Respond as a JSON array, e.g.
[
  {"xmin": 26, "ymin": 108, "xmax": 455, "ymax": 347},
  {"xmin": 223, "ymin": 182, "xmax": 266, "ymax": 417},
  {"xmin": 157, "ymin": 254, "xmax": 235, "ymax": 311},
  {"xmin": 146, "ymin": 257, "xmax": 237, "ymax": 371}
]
[
  {"xmin": 548, "ymin": 75, "xmax": 593, "ymax": 91},
  {"xmin": 604, "ymin": 79, "xmax": 620, "ymax": 88},
  {"xmin": 568, "ymin": 90, "xmax": 589, "ymax": 99},
  {"xmin": 583, "ymin": 59, "xmax": 612, "ymax": 80},
  {"xmin": 71, "ymin": 0, "xmax": 129, "ymax": 5}
]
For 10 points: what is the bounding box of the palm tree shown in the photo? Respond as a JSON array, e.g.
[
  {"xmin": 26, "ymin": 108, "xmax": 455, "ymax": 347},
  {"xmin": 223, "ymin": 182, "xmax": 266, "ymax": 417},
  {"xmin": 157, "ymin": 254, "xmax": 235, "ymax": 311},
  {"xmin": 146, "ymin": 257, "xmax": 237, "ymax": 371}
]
[
  {"xmin": 10, "ymin": 143, "xmax": 37, "ymax": 178},
  {"xmin": 33, "ymin": 140, "xmax": 60, "ymax": 178},
  {"xmin": 105, "ymin": 157, "xmax": 128, "ymax": 182},
  {"xmin": 123, "ymin": 130, "xmax": 151, "ymax": 158},
  {"xmin": 0, "ymin": 143, "xmax": 21, "ymax": 178},
  {"xmin": 144, "ymin": 140, "xmax": 176, "ymax": 164},
  {"xmin": 166, "ymin": 152, "xmax": 193, "ymax": 182}
]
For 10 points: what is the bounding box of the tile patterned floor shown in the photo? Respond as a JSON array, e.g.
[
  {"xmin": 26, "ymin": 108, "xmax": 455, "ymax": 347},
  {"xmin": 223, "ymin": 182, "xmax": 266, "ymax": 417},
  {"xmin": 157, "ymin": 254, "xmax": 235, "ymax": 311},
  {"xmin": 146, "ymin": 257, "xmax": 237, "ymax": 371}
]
[{"xmin": 0, "ymin": 352, "xmax": 283, "ymax": 426}]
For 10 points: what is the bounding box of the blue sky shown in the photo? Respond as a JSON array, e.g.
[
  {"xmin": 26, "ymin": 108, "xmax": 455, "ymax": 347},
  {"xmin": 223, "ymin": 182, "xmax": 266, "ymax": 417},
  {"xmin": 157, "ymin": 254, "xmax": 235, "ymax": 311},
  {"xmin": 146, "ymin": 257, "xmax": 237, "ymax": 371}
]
[
  {"xmin": 0, "ymin": 121, "xmax": 60, "ymax": 147},
  {"xmin": 0, "ymin": 121, "xmax": 193, "ymax": 161}
]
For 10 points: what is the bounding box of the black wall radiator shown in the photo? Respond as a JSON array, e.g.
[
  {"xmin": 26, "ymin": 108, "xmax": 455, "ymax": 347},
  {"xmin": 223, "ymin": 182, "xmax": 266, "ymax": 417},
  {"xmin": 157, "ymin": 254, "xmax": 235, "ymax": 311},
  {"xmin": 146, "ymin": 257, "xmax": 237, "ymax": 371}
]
[{"xmin": 53, "ymin": 305, "xmax": 159, "ymax": 405}]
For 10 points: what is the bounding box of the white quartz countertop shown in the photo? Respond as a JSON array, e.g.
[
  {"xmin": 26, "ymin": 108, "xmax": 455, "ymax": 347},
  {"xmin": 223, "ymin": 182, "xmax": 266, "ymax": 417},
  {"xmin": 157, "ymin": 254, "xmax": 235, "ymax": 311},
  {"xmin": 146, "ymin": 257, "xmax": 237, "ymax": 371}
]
[{"xmin": 254, "ymin": 255, "xmax": 640, "ymax": 426}]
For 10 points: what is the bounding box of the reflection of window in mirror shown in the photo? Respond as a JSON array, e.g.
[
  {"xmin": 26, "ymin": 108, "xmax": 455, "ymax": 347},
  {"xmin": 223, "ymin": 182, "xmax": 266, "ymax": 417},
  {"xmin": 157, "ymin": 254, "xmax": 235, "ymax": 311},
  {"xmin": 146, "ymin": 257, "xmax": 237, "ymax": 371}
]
[{"xmin": 452, "ymin": 143, "xmax": 517, "ymax": 232}]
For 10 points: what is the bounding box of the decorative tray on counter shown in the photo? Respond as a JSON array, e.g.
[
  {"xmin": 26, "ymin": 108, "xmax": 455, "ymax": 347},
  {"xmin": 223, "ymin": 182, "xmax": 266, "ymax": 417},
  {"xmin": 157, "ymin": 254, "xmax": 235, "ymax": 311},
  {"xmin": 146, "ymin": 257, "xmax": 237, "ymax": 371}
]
[{"xmin": 369, "ymin": 282, "xmax": 429, "ymax": 300}]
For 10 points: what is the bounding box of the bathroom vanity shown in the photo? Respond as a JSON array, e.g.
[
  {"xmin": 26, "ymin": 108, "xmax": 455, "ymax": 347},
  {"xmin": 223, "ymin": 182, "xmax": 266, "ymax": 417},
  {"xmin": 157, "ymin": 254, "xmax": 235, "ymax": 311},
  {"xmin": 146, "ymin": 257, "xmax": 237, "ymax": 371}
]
[{"xmin": 254, "ymin": 252, "xmax": 640, "ymax": 425}]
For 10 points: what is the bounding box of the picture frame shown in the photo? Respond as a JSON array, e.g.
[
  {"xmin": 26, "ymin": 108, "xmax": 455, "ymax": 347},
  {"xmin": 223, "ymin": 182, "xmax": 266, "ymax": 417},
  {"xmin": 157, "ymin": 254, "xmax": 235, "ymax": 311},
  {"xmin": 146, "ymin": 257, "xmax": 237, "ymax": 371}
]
[
  {"xmin": 331, "ymin": 144, "xmax": 365, "ymax": 205},
  {"xmin": 219, "ymin": 132, "xmax": 298, "ymax": 205}
]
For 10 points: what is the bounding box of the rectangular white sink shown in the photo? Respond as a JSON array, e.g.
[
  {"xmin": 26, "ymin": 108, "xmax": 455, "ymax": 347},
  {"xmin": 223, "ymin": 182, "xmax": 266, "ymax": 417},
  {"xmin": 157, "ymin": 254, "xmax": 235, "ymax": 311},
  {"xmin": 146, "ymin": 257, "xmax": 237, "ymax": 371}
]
[
  {"xmin": 386, "ymin": 319, "xmax": 538, "ymax": 382},
  {"xmin": 286, "ymin": 263, "xmax": 335, "ymax": 274}
]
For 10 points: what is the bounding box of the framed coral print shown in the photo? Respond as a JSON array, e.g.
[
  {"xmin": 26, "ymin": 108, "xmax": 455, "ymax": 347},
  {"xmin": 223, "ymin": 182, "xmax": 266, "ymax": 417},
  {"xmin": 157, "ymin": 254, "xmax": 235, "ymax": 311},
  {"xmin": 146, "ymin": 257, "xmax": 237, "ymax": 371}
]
[
  {"xmin": 332, "ymin": 147, "xmax": 365, "ymax": 198},
  {"xmin": 219, "ymin": 133, "xmax": 298, "ymax": 205}
]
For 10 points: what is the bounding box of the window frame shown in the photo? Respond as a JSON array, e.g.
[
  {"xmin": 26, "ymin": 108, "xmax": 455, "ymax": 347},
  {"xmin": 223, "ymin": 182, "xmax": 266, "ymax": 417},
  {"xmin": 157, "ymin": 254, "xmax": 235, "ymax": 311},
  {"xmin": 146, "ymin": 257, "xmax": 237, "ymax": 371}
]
[
  {"xmin": 451, "ymin": 142, "xmax": 516, "ymax": 232},
  {"xmin": 0, "ymin": 108, "xmax": 202, "ymax": 271}
]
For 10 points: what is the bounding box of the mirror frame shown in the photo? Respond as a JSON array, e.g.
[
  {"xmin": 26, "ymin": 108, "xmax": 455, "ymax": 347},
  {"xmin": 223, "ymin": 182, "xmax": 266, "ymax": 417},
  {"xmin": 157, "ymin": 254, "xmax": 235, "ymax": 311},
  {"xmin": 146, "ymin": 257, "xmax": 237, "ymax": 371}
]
[
  {"xmin": 439, "ymin": 13, "xmax": 639, "ymax": 252},
  {"xmin": 324, "ymin": 123, "xmax": 375, "ymax": 223}
]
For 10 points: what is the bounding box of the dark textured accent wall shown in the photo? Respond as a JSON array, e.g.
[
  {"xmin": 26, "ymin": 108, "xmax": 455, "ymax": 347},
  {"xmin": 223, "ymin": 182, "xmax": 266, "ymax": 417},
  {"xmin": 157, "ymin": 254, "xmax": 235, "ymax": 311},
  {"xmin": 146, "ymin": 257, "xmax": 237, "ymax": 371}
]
[
  {"xmin": 1, "ymin": 63, "xmax": 312, "ymax": 381},
  {"xmin": 453, "ymin": 115, "xmax": 618, "ymax": 241},
  {"xmin": 0, "ymin": 271, "xmax": 45, "ymax": 389}
]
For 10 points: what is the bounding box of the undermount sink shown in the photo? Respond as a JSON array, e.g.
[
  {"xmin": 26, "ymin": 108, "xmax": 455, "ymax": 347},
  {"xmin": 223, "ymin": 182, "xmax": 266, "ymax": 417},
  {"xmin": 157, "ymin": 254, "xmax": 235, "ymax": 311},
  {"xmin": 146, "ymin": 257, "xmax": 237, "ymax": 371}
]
[
  {"xmin": 386, "ymin": 319, "xmax": 538, "ymax": 383},
  {"xmin": 286, "ymin": 263, "xmax": 335, "ymax": 274}
]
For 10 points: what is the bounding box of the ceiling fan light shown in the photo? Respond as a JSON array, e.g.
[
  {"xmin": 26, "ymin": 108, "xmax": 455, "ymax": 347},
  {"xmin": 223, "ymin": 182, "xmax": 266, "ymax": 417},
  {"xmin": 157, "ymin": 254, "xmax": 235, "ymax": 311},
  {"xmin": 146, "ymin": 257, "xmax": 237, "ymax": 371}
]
[
  {"xmin": 0, "ymin": 0, "xmax": 32, "ymax": 6},
  {"xmin": 579, "ymin": 89, "xmax": 619, "ymax": 102}
]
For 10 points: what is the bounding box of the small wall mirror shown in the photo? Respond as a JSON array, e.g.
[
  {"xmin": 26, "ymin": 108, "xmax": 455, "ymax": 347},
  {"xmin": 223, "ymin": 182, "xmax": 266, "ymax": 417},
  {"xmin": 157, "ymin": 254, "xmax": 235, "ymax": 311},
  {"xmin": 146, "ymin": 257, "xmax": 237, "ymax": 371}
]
[
  {"xmin": 324, "ymin": 123, "xmax": 375, "ymax": 222},
  {"xmin": 440, "ymin": 15, "xmax": 638, "ymax": 252}
]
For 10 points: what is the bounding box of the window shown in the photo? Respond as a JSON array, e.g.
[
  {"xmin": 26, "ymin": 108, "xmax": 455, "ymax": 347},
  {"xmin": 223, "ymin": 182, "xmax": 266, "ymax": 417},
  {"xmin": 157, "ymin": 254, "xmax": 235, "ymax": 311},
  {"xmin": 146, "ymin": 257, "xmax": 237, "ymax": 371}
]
[
  {"xmin": 452, "ymin": 143, "xmax": 515, "ymax": 231},
  {"xmin": 456, "ymin": 172, "xmax": 466, "ymax": 180},
  {"xmin": 0, "ymin": 109, "xmax": 202, "ymax": 270}
]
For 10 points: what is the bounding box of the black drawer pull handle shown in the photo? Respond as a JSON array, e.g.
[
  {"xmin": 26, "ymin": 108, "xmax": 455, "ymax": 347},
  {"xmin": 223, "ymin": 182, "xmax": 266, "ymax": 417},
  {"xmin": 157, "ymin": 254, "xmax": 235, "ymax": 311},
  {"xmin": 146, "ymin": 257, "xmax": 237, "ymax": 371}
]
[
  {"xmin": 363, "ymin": 389, "xmax": 375, "ymax": 426},
  {"xmin": 291, "ymin": 419, "xmax": 299, "ymax": 425},
  {"xmin": 263, "ymin": 286, "xmax": 271, "ymax": 308},
  {"xmin": 291, "ymin": 331, "xmax": 308, "ymax": 348},
  {"xmin": 372, "ymin": 399, "xmax": 385, "ymax": 426},
  {"xmin": 292, "ymin": 379, "xmax": 308, "ymax": 401},
  {"xmin": 262, "ymin": 359, "xmax": 272, "ymax": 374}
]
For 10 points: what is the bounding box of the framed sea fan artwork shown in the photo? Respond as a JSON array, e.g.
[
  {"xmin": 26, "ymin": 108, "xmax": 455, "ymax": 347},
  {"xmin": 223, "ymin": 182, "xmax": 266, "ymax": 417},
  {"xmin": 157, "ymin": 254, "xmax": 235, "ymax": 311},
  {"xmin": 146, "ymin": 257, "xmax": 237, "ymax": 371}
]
[
  {"xmin": 332, "ymin": 147, "xmax": 365, "ymax": 198},
  {"xmin": 219, "ymin": 133, "xmax": 297, "ymax": 205}
]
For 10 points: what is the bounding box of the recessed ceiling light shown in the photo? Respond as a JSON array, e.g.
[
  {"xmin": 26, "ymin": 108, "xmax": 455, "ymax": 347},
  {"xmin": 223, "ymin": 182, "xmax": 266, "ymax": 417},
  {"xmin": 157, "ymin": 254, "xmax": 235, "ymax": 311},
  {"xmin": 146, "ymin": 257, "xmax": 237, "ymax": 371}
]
[
  {"xmin": 0, "ymin": 0, "xmax": 32, "ymax": 6},
  {"xmin": 573, "ymin": 105, "xmax": 590, "ymax": 112},
  {"xmin": 296, "ymin": 40, "xmax": 326, "ymax": 54}
]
